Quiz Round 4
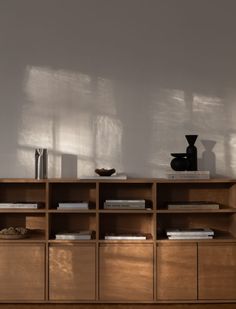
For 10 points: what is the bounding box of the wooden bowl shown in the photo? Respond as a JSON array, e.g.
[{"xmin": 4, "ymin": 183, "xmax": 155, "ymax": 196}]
[{"xmin": 95, "ymin": 168, "xmax": 116, "ymax": 176}]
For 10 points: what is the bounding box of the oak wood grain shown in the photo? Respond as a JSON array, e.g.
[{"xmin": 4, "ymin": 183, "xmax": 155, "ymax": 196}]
[
  {"xmin": 99, "ymin": 244, "xmax": 153, "ymax": 301},
  {"xmin": 198, "ymin": 243, "xmax": 236, "ymax": 300},
  {"xmin": 49, "ymin": 244, "xmax": 96, "ymax": 300},
  {"xmin": 0, "ymin": 244, "xmax": 45, "ymax": 300},
  {"xmin": 157, "ymin": 243, "xmax": 197, "ymax": 300}
]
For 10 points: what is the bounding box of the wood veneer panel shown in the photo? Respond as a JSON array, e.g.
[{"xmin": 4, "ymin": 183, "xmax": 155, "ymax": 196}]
[
  {"xmin": 0, "ymin": 244, "xmax": 45, "ymax": 300},
  {"xmin": 156, "ymin": 243, "xmax": 197, "ymax": 300},
  {"xmin": 198, "ymin": 243, "xmax": 236, "ymax": 300},
  {"xmin": 49, "ymin": 244, "xmax": 96, "ymax": 300},
  {"xmin": 99, "ymin": 244, "xmax": 153, "ymax": 301}
]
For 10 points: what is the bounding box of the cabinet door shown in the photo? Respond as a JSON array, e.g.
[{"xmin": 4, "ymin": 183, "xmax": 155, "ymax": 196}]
[
  {"xmin": 157, "ymin": 243, "xmax": 197, "ymax": 300},
  {"xmin": 49, "ymin": 244, "xmax": 96, "ymax": 300},
  {"xmin": 99, "ymin": 244, "xmax": 153, "ymax": 301},
  {"xmin": 0, "ymin": 244, "xmax": 45, "ymax": 300},
  {"xmin": 198, "ymin": 243, "xmax": 236, "ymax": 300}
]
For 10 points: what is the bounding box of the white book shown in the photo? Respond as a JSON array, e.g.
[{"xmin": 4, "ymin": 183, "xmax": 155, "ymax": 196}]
[
  {"xmin": 80, "ymin": 174, "xmax": 127, "ymax": 180},
  {"xmin": 56, "ymin": 235, "xmax": 91, "ymax": 240},
  {"xmin": 55, "ymin": 231, "xmax": 92, "ymax": 240},
  {"xmin": 166, "ymin": 228, "xmax": 214, "ymax": 236},
  {"xmin": 0, "ymin": 203, "xmax": 39, "ymax": 209},
  {"xmin": 105, "ymin": 235, "xmax": 146, "ymax": 240},
  {"xmin": 105, "ymin": 199, "xmax": 145, "ymax": 203},
  {"xmin": 104, "ymin": 204, "xmax": 146, "ymax": 210},
  {"xmin": 167, "ymin": 202, "xmax": 219, "ymax": 210},
  {"xmin": 168, "ymin": 235, "xmax": 213, "ymax": 240},
  {"xmin": 58, "ymin": 202, "xmax": 89, "ymax": 209},
  {"xmin": 167, "ymin": 171, "xmax": 210, "ymax": 179}
]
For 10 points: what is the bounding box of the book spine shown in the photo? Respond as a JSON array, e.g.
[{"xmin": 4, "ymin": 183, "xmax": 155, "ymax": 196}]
[
  {"xmin": 167, "ymin": 205, "xmax": 219, "ymax": 210},
  {"xmin": 167, "ymin": 232, "xmax": 214, "ymax": 236},
  {"xmin": 167, "ymin": 174, "xmax": 210, "ymax": 179},
  {"xmin": 104, "ymin": 236, "xmax": 146, "ymax": 240}
]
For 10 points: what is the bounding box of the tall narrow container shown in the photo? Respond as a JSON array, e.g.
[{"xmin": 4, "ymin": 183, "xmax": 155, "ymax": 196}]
[{"xmin": 35, "ymin": 148, "xmax": 48, "ymax": 179}]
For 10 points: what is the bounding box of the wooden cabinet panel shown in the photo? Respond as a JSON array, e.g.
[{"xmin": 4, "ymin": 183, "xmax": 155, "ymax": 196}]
[
  {"xmin": 0, "ymin": 244, "xmax": 45, "ymax": 300},
  {"xmin": 49, "ymin": 244, "xmax": 96, "ymax": 300},
  {"xmin": 198, "ymin": 243, "xmax": 236, "ymax": 300},
  {"xmin": 99, "ymin": 244, "xmax": 153, "ymax": 301},
  {"xmin": 157, "ymin": 243, "xmax": 197, "ymax": 300}
]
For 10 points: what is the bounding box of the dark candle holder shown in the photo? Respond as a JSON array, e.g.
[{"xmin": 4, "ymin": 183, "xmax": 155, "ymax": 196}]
[
  {"xmin": 170, "ymin": 135, "xmax": 198, "ymax": 171},
  {"xmin": 185, "ymin": 135, "xmax": 198, "ymax": 171}
]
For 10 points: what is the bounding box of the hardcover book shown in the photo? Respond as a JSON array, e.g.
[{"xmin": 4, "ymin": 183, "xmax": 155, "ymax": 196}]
[
  {"xmin": 55, "ymin": 230, "xmax": 92, "ymax": 240},
  {"xmin": 57, "ymin": 202, "xmax": 89, "ymax": 209},
  {"xmin": 167, "ymin": 201, "xmax": 219, "ymax": 210},
  {"xmin": 167, "ymin": 171, "xmax": 210, "ymax": 179},
  {"xmin": 0, "ymin": 203, "xmax": 40, "ymax": 209},
  {"xmin": 166, "ymin": 228, "xmax": 214, "ymax": 236}
]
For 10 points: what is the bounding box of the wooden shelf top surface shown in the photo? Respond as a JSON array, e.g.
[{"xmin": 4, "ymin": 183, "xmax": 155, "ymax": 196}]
[{"xmin": 0, "ymin": 177, "xmax": 236, "ymax": 184}]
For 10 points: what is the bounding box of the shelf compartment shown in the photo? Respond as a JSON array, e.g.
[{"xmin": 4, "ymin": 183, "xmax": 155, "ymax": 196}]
[
  {"xmin": 0, "ymin": 182, "xmax": 46, "ymax": 207},
  {"xmin": 0, "ymin": 213, "xmax": 46, "ymax": 240},
  {"xmin": 49, "ymin": 182, "xmax": 96, "ymax": 210},
  {"xmin": 157, "ymin": 182, "xmax": 236, "ymax": 210},
  {"xmin": 99, "ymin": 213, "xmax": 154, "ymax": 240},
  {"xmin": 49, "ymin": 213, "xmax": 96, "ymax": 240},
  {"xmin": 157, "ymin": 212, "xmax": 236, "ymax": 239},
  {"xmin": 99, "ymin": 182, "xmax": 154, "ymax": 210}
]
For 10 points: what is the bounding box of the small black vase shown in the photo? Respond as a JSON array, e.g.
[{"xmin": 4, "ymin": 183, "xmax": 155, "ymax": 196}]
[
  {"xmin": 170, "ymin": 153, "xmax": 189, "ymax": 171},
  {"xmin": 185, "ymin": 135, "xmax": 198, "ymax": 171}
]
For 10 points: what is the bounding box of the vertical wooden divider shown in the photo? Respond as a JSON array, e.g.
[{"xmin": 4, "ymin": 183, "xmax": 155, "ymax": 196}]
[
  {"xmin": 45, "ymin": 180, "xmax": 49, "ymax": 301},
  {"xmin": 153, "ymin": 180, "xmax": 157, "ymax": 301},
  {"xmin": 95, "ymin": 181, "xmax": 99, "ymax": 301}
]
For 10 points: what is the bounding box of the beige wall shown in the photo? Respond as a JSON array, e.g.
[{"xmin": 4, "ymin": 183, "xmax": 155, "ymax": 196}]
[{"xmin": 0, "ymin": 0, "xmax": 236, "ymax": 178}]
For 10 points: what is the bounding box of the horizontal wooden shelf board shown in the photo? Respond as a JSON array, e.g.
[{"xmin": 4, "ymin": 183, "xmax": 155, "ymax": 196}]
[
  {"xmin": 0, "ymin": 209, "xmax": 46, "ymax": 213},
  {"xmin": 156, "ymin": 238, "xmax": 236, "ymax": 243},
  {"xmin": 157, "ymin": 208, "xmax": 236, "ymax": 213},
  {"xmin": 99, "ymin": 240, "xmax": 154, "ymax": 244},
  {"xmin": 48, "ymin": 210, "xmax": 96, "ymax": 213},
  {"xmin": 99, "ymin": 209, "xmax": 154, "ymax": 213},
  {"xmin": 156, "ymin": 178, "xmax": 236, "ymax": 183},
  {"xmin": 48, "ymin": 240, "xmax": 97, "ymax": 243},
  {"xmin": 0, "ymin": 239, "xmax": 46, "ymax": 243},
  {"xmin": 0, "ymin": 178, "xmax": 47, "ymax": 183},
  {"xmin": 0, "ymin": 177, "xmax": 236, "ymax": 183}
]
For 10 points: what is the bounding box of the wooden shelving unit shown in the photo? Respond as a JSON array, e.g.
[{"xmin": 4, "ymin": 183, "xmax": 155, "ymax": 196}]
[{"xmin": 0, "ymin": 178, "xmax": 235, "ymax": 303}]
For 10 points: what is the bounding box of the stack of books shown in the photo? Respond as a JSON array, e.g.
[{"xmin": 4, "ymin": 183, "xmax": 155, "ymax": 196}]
[
  {"xmin": 0, "ymin": 203, "xmax": 41, "ymax": 209},
  {"xmin": 57, "ymin": 202, "xmax": 89, "ymax": 210},
  {"xmin": 104, "ymin": 199, "xmax": 146, "ymax": 210},
  {"xmin": 166, "ymin": 228, "xmax": 214, "ymax": 239},
  {"xmin": 55, "ymin": 230, "xmax": 93, "ymax": 240},
  {"xmin": 167, "ymin": 201, "xmax": 220, "ymax": 210},
  {"xmin": 167, "ymin": 171, "xmax": 210, "ymax": 180}
]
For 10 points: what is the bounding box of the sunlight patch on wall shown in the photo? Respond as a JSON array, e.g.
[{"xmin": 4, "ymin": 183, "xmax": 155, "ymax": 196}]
[
  {"xmin": 20, "ymin": 66, "xmax": 123, "ymax": 177},
  {"xmin": 148, "ymin": 88, "xmax": 187, "ymax": 177},
  {"xmin": 192, "ymin": 94, "xmax": 225, "ymax": 131},
  {"xmin": 95, "ymin": 115, "xmax": 123, "ymax": 168},
  {"xmin": 228, "ymin": 134, "xmax": 236, "ymax": 171}
]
